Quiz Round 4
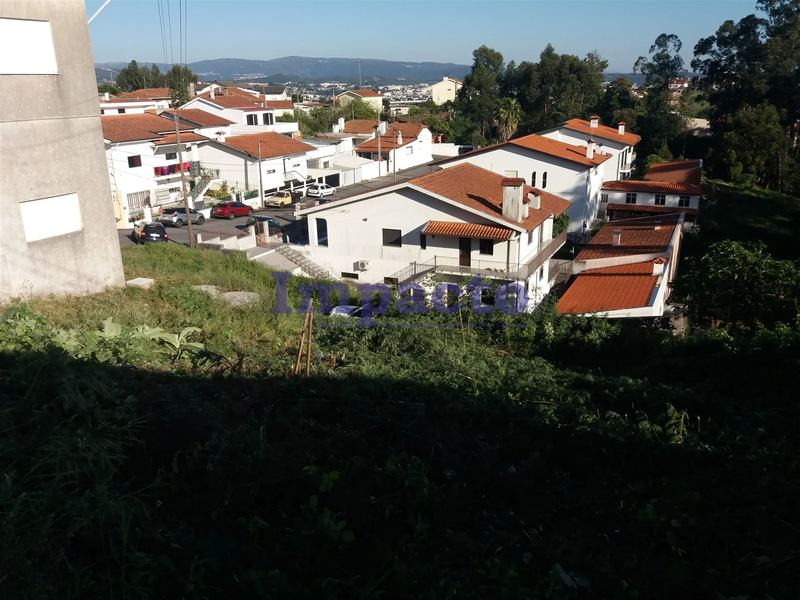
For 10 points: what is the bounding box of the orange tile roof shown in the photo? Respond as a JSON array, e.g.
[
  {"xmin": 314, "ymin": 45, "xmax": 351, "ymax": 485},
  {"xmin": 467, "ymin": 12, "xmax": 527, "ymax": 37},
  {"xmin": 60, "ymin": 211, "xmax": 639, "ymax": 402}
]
[
  {"xmin": 557, "ymin": 268, "xmax": 659, "ymax": 314},
  {"xmin": 343, "ymin": 119, "xmax": 380, "ymax": 134},
  {"xmin": 266, "ymin": 100, "xmax": 295, "ymax": 110},
  {"xmin": 164, "ymin": 109, "xmax": 235, "ymax": 127},
  {"xmin": 602, "ymin": 179, "xmax": 700, "ymax": 195},
  {"xmin": 509, "ymin": 134, "xmax": 612, "ymax": 167},
  {"xmin": 101, "ymin": 113, "xmax": 192, "ymax": 143},
  {"xmin": 606, "ymin": 203, "xmax": 698, "ymax": 216},
  {"xmin": 645, "ymin": 160, "xmax": 702, "ymax": 185},
  {"xmin": 347, "ymin": 89, "xmax": 383, "ymax": 98},
  {"xmin": 575, "ymin": 214, "xmax": 680, "ymax": 261},
  {"xmin": 217, "ymin": 132, "xmax": 315, "ymax": 159},
  {"xmin": 411, "ymin": 164, "xmax": 571, "ymax": 232},
  {"xmin": 195, "ymin": 93, "xmax": 262, "ymax": 109},
  {"xmin": 422, "ymin": 221, "xmax": 514, "ymax": 240},
  {"xmin": 561, "ymin": 118, "xmax": 641, "ymax": 146},
  {"xmin": 117, "ymin": 88, "xmax": 172, "ymax": 99},
  {"xmin": 581, "ymin": 262, "xmax": 658, "ymax": 275},
  {"xmin": 153, "ymin": 132, "xmax": 208, "ymax": 146},
  {"xmin": 357, "ymin": 134, "xmax": 414, "ymax": 152}
]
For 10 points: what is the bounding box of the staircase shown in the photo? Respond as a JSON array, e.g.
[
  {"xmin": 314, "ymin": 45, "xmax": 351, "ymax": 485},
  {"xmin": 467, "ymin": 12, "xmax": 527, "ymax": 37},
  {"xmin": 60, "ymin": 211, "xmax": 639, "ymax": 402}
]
[
  {"xmin": 275, "ymin": 245, "xmax": 333, "ymax": 280},
  {"xmin": 191, "ymin": 176, "xmax": 214, "ymax": 203}
]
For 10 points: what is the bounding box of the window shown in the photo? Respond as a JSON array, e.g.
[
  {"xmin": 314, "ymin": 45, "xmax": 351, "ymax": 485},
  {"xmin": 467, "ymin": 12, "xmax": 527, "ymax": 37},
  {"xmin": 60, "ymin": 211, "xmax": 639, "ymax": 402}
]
[
  {"xmin": 601, "ymin": 193, "xmax": 609, "ymax": 203},
  {"xmin": 406, "ymin": 146, "xmax": 413, "ymax": 155},
  {"xmin": 382, "ymin": 228, "xmax": 402, "ymax": 247},
  {"xmin": 655, "ymin": 194, "xmax": 666, "ymax": 206},
  {"xmin": 266, "ymin": 169, "xmax": 276, "ymax": 174},
  {"xmin": 100, "ymin": 109, "xmax": 105, "ymax": 114},
  {"xmin": 165, "ymin": 152, "xmax": 177, "ymax": 161},
  {"xmin": 504, "ymin": 170, "xmax": 518, "ymax": 178},
  {"xmin": 127, "ymin": 155, "xmax": 142, "ymax": 168},
  {"xmin": 679, "ymin": 195, "xmax": 691, "ymax": 207},
  {"xmin": 341, "ymin": 272, "xmax": 359, "ymax": 279},
  {"xmin": 118, "ymin": 108, "xmax": 126, "ymax": 114},
  {"xmin": 479, "ymin": 239, "xmax": 493, "ymax": 255},
  {"xmin": 420, "ymin": 233, "xmax": 427, "ymax": 250},
  {"xmin": 246, "ymin": 114, "xmax": 258, "ymax": 126},
  {"xmin": 531, "ymin": 172, "xmax": 537, "ymax": 187},
  {"xmin": 542, "ymin": 172, "xmax": 548, "ymax": 189},
  {"xmin": 263, "ymin": 113, "xmax": 274, "ymax": 125},
  {"xmin": 316, "ymin": 218, "xmax": 328, "ymax": 246},
  {"xmin": 538, "ymin": 266, "xmax": 544, "ymax": 281},
  {"xmin": 625, "ymin": 192, "xmax": 637, "ymax": 204}
]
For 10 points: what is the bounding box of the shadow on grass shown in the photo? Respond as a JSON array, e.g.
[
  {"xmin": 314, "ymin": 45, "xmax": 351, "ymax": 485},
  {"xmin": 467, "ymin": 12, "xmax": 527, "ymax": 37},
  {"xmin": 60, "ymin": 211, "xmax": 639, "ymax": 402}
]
[{"xmin": 2, "ymin": 343, "xmax": 798, "ymax": 600}]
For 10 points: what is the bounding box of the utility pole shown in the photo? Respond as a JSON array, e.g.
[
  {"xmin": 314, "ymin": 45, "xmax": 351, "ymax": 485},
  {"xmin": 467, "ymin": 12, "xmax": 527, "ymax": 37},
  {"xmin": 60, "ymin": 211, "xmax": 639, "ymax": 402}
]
[
  {"xmin": 393, "ymin": 127, "xmax": 397, "ymax": 183},
  {"xmin": 174, "ymin": 113, "xmax": 194, "ymax": 247},
  {"xmin": 257, "ymin": 139, "xmax": 264, "ymax": 207},
  {"xmin": 375, "ymin": 123, "xmax": 382, "ymax": 176}
]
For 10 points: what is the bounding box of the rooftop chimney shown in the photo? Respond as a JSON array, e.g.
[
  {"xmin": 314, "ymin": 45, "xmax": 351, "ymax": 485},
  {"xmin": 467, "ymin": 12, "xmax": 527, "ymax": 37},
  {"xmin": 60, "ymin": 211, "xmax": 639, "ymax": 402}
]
[
  {"xmin": 612, "ymin": 229, "xmax": 622, "ymax": 246},
  {"xmin": 527, "ymin": 191, "xmax": 541, "ymax": 210},
  {"xmin": 586, "ymin": 138, "xmax": 595, "ymax": 160},
  {"xmin": 210, "ymin": 87, "xmax": 215, "ymax": 100},
  {"xmin": 618, "ymin": 121, "xmax": 626, "ymax": 136},
  {"xmin": 396, "ymin": 131, "xmax": 403, "ymax": 146},
  {"xmin": 189, "ymin": 82, "xmax": 196, "ymax": 97},
  {"xmin": 103, "ymin": 92, "xmax": 110, "ymax": 101},
  {"xmin": 502, "ymin": 178, "xmax": 526, "ymax": 223},
  {"xmin": 216, "ymin": 131, "xmax": 226, "ymax": 143},
  {"xmin": 337, "ymin": 117, "xmax": 345, "ymax": 132},
  {"xmin": 590, "ymin": 115, "xmax": 599, "ymax": 128},
  {"xmin": 378, "ymin": 121, "xmax": 387, "ymax": 135},
  {"xmin": 223, "ymin": 88, "xmax": 229, "ymax": 96},
  {"xmin": 653, "ymin": 257, "xmax": 666, "ymax": 276}
]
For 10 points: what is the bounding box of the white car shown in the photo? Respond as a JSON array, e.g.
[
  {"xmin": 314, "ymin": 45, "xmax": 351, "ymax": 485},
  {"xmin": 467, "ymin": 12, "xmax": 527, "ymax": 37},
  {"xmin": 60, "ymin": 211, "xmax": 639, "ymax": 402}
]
[{"xmin": 307, "ymin": 183, "xmax": 337, "ymax": 198}]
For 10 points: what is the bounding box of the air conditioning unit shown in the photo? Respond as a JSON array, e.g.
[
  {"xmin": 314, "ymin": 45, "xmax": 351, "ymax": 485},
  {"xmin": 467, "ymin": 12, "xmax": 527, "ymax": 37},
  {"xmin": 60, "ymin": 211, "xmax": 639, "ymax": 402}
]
[{"xmin": 358, "ymin": 260, "xmax": 371, "ymax": 271}]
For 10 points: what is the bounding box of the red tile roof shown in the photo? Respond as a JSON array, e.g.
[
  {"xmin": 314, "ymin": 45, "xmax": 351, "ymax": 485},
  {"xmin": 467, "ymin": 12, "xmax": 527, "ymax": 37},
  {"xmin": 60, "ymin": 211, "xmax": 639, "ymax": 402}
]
[
  {"xmin": 153, "ymin": 132, "xmax": 208, "ymax": 146},
  {"xmin": 602, "ymin": 179, "xmax": 701, "ymax": 195},
  {"xmin": 266, "ymin": 100, "xmax": 295, "ymax": 110},
  {"xmin": 216, "ymin": 132, "xmax": 315, "ymax": 159},
  {"xmin": 422, "ymin": 221, "xmax": 514, "ymax": 240},
  {"xmin": 195, "ymin": 93, "xmax": 263, "ymax": 109},
  {"xmin": 557, "ymin": 265, "xmax": 659, "ymax": 314},
  {"xmin": 117, "ymin": 88, "xmax": 172, "ymax": 99},
  {"xmin": 357, "ymin": 134, "xmax": 413, "ymax": 152},
  {"xmin": 346, "ymin": 89, "xmax": 383, "ymax": 98},
  {"xmin": 645, "ymin": 160, "xmax": 702, "ymax": 185},
  {"xmin": 343, "ymin": 119, "xmax": 380, "ymax": 134},
  {"xmin": 164, "ymin": 109, "xmax": 235, "ymax": 127},
  {"xmin": 575, "ymin": 214, "xmax": 681, "ymax": 261},
  {"xmin": 101, "ymin": 113, "xmax": 192, "ymax": 143},
  {"xmin": 411, "ymin": 164, "xmax": 571, "ymax": 232},
  {"xmin": 561, "ymin": 118, "xmax": 641, "ymax": 146},
  {"xmin": 606, "ymin": 203, "xmax": 698, "ymax": 216}
]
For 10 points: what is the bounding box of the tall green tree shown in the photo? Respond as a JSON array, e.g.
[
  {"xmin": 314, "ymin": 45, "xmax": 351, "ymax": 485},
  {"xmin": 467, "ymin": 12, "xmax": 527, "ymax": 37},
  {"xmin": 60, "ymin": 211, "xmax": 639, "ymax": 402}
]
[
  {"xmin": 115, "ymin": 60, "xmax": 145, "ymax": 92},
  {"xmin": 165, "ymin": 65, "xmax": 198, "ymax": 106},
  {"xmin": 494, "ymin": 97, "xmax": 522, "ymax": 142},
  {"xmin": 457, "ymin": 46, "xmax": 504, "ymax": 139},
  {"xmin": 596, "ymin": 76, "xmax": 639, "ymax": 129}
]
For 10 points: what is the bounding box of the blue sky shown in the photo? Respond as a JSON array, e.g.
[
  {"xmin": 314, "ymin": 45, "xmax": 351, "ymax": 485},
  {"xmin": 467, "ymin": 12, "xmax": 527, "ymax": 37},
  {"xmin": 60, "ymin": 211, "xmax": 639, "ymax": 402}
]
[{"xmin": 86, "ymin": 0, "xmax": 758, "ymax": 72}]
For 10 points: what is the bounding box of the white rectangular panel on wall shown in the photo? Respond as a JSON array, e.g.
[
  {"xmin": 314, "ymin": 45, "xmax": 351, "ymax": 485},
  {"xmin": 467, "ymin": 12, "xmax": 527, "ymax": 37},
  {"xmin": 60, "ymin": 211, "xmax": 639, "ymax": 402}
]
[
  {"xmin": 20, "ymin": 193, "xmax": 83, "ymax": 242},
  {"xmin": 0, "ymin": 18, "xmax": 58, "ymax": 75}
]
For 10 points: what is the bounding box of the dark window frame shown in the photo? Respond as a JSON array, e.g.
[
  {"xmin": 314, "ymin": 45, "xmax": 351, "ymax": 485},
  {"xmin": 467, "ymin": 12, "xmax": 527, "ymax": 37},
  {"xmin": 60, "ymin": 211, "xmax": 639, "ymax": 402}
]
[
  {"xmin": 625, "ymin": 192, "xmax": 637, "ymax": 204},
  {"xmin": 246, "ymin": 114, "xmax": 258, "ymax": 126},
  {"xmin": 341, "ymin": 272, "xmax": 359, "ymax": 279},
  {"xmin": 419, "ymin": 233, "xmax": 427, "ymax": 250},
  {"xmin": 127, "ymin": 155, "xmax": 142, "ymax": 168},
  {"xmin": 531, "ymin": 171, "xmax": 537, "ymax": 187},
  {"xmin": 479, "ymin": 239, "xmax": 493, "ymax": 255},
  {"xmin": 382, "ymin": 228, "xmax": 402, "ymax": 247},
  {"xmin": 655, "ymin": 193, "xmax": 667, "ymax": 206},
  {"xmin": 542, "ymin": 172, "xmax": 548, "ymax": 189},
  {"xmin": 678, "ymin": 195, "xmax": 691, "ymax": 207},
  {"xmin": 165, "ymin": 152, "xmax": 177, "ymax": 161}
]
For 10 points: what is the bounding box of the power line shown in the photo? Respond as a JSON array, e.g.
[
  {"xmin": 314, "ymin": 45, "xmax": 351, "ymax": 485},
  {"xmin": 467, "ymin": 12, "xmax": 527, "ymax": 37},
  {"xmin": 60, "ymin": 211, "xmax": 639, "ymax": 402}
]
[
  {"xmin": 166, "ymin": 0, "xmax": 174, "ymax": 65},
  {"xmin": 156, "ymin": 0, "xmax": 169, "ymax": 73}
]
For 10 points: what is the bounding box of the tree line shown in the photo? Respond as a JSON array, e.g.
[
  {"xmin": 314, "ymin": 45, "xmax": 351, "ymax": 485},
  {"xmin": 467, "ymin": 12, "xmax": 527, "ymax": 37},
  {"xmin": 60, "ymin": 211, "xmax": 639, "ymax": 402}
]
[{"xmin": 99, "ymin": 59, "xmax": 199, "ymax": 106}]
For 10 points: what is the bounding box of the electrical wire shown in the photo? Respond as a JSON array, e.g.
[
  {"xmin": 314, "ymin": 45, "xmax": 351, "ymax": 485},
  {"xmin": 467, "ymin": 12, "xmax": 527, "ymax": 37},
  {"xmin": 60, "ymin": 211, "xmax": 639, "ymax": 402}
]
[
  {"xmin": 166, "ymin": 0, "xmax": 174, "ymax": 66},
  {"xmin": 156, "ymin": 0, "xmax": 169, "ymax": 73}
]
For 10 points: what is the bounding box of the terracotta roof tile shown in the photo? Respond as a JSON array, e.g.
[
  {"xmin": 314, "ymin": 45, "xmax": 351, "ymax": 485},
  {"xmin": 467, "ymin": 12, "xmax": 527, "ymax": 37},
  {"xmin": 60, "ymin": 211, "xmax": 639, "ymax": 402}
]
[
  {"xmin": 575, "ymin": 214, "xmax": 681, "ymax": 261},
  {"xmin": 164, "ymin": 109, "xmax": 235, "ymax": 127},
  {"xmin": 117, "ymin": 88, "xmax": 172, "ymax": 99},
  {"xmin": 509, "ymin": 134, "xmax": 612, "ymax": 167},
  {"xmin": 217, "ymin": 132, "xmax": 315, "ymax": 159},
  {"xmin": 101, "ymin": 113, "xmax": 192, "ymax": 143},
  {"xmin": 153, "ymin": 132, "xmax": 208, "ymax": 146},
  {"xmin": 645, "ymin": 160, "xmax": 702, "ymax": 185},
  {"xmin": 606, "ymin": 203, "xmax": 698, "ymax": 216},
  {"xmin": 266, "ymin": 100, "xmax": 295, "ymax": 110},
  {"xmin": 422, "ymin": 221, "xmax": 514, "ymax": 240},
  {"xmin": 357, "ymin": 134, "xmax": 414, "ymax": 152},
  {"xmin": 602, "ymin": 179, "xmax": 701, "ymax": 195},
  {"xmin": 557, "ymin": 270, "xmax": 659, "ymax": 314},
  {"xmin": 346, "ymin": 89, "xmax": 383, "ymax": 98},
  {"xmin": 561, "ymin": 118, "xmax": 641, "ymax": 146},
  {"xmin": 195, "ymin": 93, "xmax": 263, "ymax": 109},
  {"xmin": 343, "ymin": 119, "xmax": 380, "ymax": 134},
  {"xmin": 411, "ymin": 164, "xmax": 571, "ymax": 232}
]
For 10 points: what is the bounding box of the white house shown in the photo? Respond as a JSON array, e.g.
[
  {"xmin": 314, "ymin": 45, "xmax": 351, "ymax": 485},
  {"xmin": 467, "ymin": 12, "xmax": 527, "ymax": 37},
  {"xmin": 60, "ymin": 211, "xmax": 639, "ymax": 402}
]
[
  {"xmin": 162, "ymin": 108, "xmax": 235, "ymax": 140},
  {"xmin": 102, "ymin": 113, "xmax": 208, "ymax": 226},
  {"xmin": 434, "ymin": 133, "xmax": 610, "ymax": 233},
  {"xmin": 292, "ymin": 163, "xmax": 572, "ymax": 302},
  {"xmin": 355, "ymin": 122, "xmax": 433, "ymax": 173},
  {"xmin": 304, "ymin": 136, "xmax": 384, "ymax": 186},
  {"xmin": 429, "ymin": 76, "xmax": 463, "ymax": 105},
  {"xmin": 538, "ymin": 116, "xmax": 641, "ymax": 181},
  {"xmin": 181, "ymin": 90, "xmax": 299, "ymax": 137},
  {"xmin": 336, "ymin": 89, "xmax": 384, "ymax": 114},
  {"xmin": 198, "ymin": 131, "xmax": 314, "ymax": 198},
  {"xmin": 558, "ymin": 213, "xmax": 684, "ymax": 318},
  {"xmin": 196, "ymin": 82, "xmax": 288, "ymax": 101},
  {"xmin": 100, "ymin": 96, "xmax": 170, "ymax": 115}
]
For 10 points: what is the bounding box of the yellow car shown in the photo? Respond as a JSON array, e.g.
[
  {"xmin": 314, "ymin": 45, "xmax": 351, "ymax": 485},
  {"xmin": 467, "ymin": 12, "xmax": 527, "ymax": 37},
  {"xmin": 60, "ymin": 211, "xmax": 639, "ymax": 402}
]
[{"xmin": 264, "ymin": 190, "xmax": 294, "ymax": 207}]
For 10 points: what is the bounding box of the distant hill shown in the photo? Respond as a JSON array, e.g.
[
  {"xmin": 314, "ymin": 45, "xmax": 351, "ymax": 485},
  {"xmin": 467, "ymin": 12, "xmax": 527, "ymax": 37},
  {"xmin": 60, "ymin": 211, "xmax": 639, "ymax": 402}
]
[{"xmin": 604, "ymin": 72, "xmax": 647, "ymax": 85}]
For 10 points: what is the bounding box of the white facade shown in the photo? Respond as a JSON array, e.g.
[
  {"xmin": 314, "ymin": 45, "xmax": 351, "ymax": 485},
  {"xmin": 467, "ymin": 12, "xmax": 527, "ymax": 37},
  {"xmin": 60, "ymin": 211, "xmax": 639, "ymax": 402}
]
[
  {"xmin": 430, "ymin": 76, "xmax": 463, "ymax": 105},
  {"xmin": 337, "ymin": 91, "xmax": 384, "ymax": 114},
  {"xmin": 100, "ymin": 98, "xmax": 170, "ymax": 115},
  {"xmin": 180, "ymin": 97, "xmax": 299, "ymax": 137},
  {"xmin": 356, "ymin": 128, "xmax": 434, "ymax": 173},
  {"xmin": 602, "ymin": 190, "xmax": 700, "ymax": 211},
  {"xmin": 540, "ymin": 127, "xmax": 635, "ymax": 181},
  {"xmin": 438, "ymin": 145, "xmax": 605, "ymax": 232},
  {"xmin": 198, "ymin": 143, "xmax": 308, "ymax": 196}
]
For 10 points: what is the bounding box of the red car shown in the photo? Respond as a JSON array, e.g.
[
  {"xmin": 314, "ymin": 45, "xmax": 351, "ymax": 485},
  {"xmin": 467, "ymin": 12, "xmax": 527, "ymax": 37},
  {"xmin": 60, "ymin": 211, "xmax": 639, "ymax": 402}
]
[{"xmin": 211, "ymin": 201, "xmax": 254, "ymax": 220}]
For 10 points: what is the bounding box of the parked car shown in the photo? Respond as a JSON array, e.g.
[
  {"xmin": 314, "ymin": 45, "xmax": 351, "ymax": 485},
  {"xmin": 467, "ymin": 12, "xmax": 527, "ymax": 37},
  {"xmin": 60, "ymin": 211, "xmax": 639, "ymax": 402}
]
[
  {"xmin": 264, "ymin": 190, "xmax": 300, "ymax": 207},
  {"xmin": 133, "ymin": 222, "xmax": 168, "ymax": 244},
  {"xmin": 246, "ymin": 215, "xmax": 282, "ymax": 230},
  {"xmin": 159, "ymin": 207, "xmax": 205, "ymax": 227},
  {"xmin": 211, "ymin": 201, "xmax": 254, "ymax": 220},
  {"xmin": 306, "ymin": 183, "xmax": 336, "ymax": 198}
]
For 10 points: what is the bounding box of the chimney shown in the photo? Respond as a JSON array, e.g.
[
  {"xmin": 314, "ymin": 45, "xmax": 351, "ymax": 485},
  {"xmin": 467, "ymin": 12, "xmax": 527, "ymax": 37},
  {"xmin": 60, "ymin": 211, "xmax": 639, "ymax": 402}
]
[
  {"xmin": 216, "ymin": 131, "xmax": 226, "ymax": 143},
  {"xmin": 189, "ymin": 82, "xmax": 196, "ymax": 97},
  {"xmin": 653, "ymin": 257, "xmax": 666, "ymax": 276},
  {"xmin": 590, "ymin": 115, "xmax": 599, "ymax": 128},
  {"xmin": 618, "ymin": 121, "xmax": 626, "ymax": 136},
  {"xmin": 210, "ymin": 87, "xmax": 215, "ymax": 100},
  {"xmin": 527, "ymin": 191, "xmax": 541, "ymax": 210},
  {"xmin": 586, "ymin": 138, "xmax": 595, "ymax": 160},
  {"xmin": 397, "ymin": 131, "xmax": 403, "ymax": 146},
  {"xmin": 612, "ymin": 229, "xmax": 621, "ymax": 246},
  {"xmin": 337, "ymin": 117, "xmax": 345, "ymax": 131},
  {"xmin": 654, "ymin": 220, "xmax": 662, "ymax": 231},
  {"xmin": 103, "ymin": 92, "xmax": 110, "ymax": 101},
  {"xmin": 501, "ymin": 178, "xmax": 526, "ymax": 223},
  {"xmin": 223, "ymin": 87, "xmax": 229, "ymax": 96}
]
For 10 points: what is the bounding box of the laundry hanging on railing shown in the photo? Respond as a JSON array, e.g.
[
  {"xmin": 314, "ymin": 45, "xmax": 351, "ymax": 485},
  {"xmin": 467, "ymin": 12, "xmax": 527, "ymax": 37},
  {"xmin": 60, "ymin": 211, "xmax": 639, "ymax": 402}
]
[{"xmin": 154, "ymin": 162, "xmax": 190, "ymax": 177}]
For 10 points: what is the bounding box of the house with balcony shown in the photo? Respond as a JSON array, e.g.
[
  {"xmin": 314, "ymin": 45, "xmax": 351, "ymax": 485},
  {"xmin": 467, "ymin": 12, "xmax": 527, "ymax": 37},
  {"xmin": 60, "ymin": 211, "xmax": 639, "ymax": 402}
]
[
  {"xmin": 434, "ymin": 133, "xmax": 609, "ymax": 233},
  {"xmin": 102, "ymin": 113, "xmax": 208, "ymax": 227},
  {"xmin": 538, "ymin": 116, "xmax": 640, "ymax": 181},
  {"xmin": 180, "ymin": 89, "xmax": 299, "ymax": 137},
  {"xmin": 355, "ymin": 122, "xmax": 433, "ymax": 172},
  {"xmin": 198, "ymin": 131, "xmax": 315, "ymax": 198},
  {"xmin": 601, "ymin": 168, "xmax": 700, "ymax": 223},
  {"xmin": 291, "ymin": 163, "xmax": 571, "ymax": 302},
  {"xmin": 557, "ymin": 213, "xmax": 684, "ymax": 318}
]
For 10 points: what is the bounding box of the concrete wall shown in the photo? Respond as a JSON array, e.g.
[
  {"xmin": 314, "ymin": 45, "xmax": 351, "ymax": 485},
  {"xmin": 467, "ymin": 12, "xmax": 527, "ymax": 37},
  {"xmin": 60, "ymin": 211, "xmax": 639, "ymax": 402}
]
[{"xmin": 0, "ymin": 0, "xmax": 125, "ymax": 300}]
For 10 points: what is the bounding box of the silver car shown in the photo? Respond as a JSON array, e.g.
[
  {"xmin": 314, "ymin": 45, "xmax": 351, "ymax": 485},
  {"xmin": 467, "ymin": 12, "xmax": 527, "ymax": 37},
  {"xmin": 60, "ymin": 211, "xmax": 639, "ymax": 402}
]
[{"xmin": 160, "ymin": 207, "xmax": 205, "ymax": 228}]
